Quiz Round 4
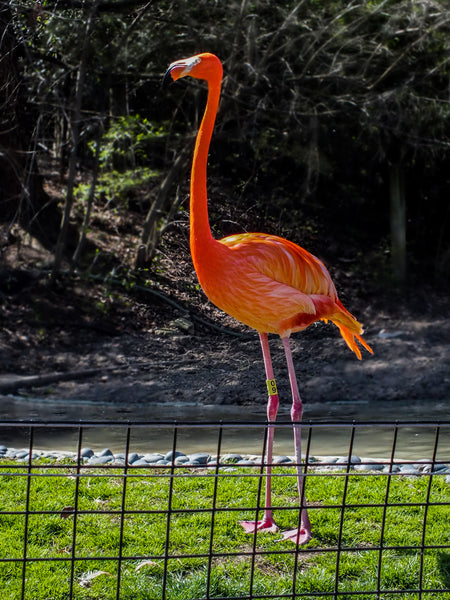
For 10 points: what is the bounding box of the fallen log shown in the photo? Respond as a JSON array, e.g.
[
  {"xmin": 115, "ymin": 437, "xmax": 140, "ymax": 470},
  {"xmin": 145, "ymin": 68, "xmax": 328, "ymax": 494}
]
[{"xmin": 0, "ymin": 367, "xmax": 125, "ymax": 394}]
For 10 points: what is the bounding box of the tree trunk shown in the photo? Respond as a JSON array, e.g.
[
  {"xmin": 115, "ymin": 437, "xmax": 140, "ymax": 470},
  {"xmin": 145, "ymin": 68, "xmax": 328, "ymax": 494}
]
[
  {"xmin": 389, "ymin": 164, "xmax": 407, "ymax": 284},
  {"xmin": 53, "ymin": 0, "xmax": 100, "ymax": 275},
  {"xmin": 135, "ymin": 147, "xmax": 190, "ymax": 268},
  {"xmin": 72, "ymin": 125, "xmax": 103, "ymax": 266}
]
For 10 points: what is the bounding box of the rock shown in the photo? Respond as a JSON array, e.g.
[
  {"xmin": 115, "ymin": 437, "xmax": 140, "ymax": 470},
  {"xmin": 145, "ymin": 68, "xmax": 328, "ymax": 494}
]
[
  {"xmin": 126, "ymin": 452, "xmax": 140, "ymax": 464},
  {"xmin": 99, "ymin": 448, "xmax": 114, "ymax": 457},
  {"xmin": 355, "ymin": 462, "xmax": 384, "ymax": 472},
  {"xmin": 165, "ymin": 450, "xmax": 186, "ymax": 462},
  {"xmin": 318, "ymin": 456, "xmax": 340, "ymax": 464},
  {"xmin": 273, "ymin": 455, "xmax": 292, "ymax": 465},
  {"xmin": 422, "ymin": 463, "xmax": 449, "ymax": 473},
  {"xmin": 235, "ymin": 459, "xmax": 255, "ymax": 466},
  {"xmin": 87, "ymin": 455, "xmax": 113, "ymax": 465},
  {"xmin": 42, "ymin": 452, "xmax": 59, "ymax": 459},
  {"xmin": 336, "ymin": 455, "xmax": 361, "ymax": 467},
  {"xmin": 188, "ymin": 452, "xmax": 210, "ymax": 465},
  {"xmin": 80, "ymin": 448, "xmax": 94, "ymax": 458},
  {"xmin": 433, "ymin": 463, "xmax": 449, "ymax": 472},
  {"xmin": 170, "ymin": 317, "xmax": 194, "ymax": 334},
  {"xmin": 221, "ymin": 453, "xmax": 243, "ymax": 464},
  {"xmin": 15, "ymin": 450, "xmax": 29, "ymax": 459},
  {"xmin": 132, "ymin": 459, "xmax": 151, "ymax": 466},
  {"xmin": 383, "ymin": 464, "xmax": 401, "ymax": 473},
  {"xmin": 399, "ymin": 465, "xmax": 419, "ymax": 475},
  {"xmin": 144, "ymin": 453, "xmax": 165, "ymax": 463},
  {"xmin": 378, "ymin": 329, "xmax": 406, "ymax": 339}
]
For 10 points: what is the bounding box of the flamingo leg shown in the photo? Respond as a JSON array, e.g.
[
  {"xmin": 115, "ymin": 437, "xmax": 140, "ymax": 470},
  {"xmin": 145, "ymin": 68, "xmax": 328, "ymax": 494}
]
[
  {"xmin": 279, "ymin": 336, "xmax": 312, "ymax": 544},
  {"xmin": 239, "ymin": 332, "xmax": 279, "ymax": 534}
]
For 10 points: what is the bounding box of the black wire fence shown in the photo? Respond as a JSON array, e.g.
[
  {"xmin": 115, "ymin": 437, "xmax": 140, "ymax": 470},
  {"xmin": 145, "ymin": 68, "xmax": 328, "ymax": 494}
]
[{"xmin": 0, "ymin": 420, "xmax": 449, "ymax": 600}]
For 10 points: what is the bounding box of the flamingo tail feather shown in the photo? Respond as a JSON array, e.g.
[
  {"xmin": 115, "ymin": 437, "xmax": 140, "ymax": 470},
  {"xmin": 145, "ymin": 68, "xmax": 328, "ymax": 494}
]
[{"xmin": 324, "ymin": 299, "xmax": 373, "ymax": 360}]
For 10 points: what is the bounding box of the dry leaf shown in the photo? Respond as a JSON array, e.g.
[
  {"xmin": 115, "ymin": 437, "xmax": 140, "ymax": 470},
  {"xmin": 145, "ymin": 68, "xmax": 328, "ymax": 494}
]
[
  {"xmin": 135, "ymin": 560, "xmax": 158, "ymax": 572},
  {"xmin": 78, "ymin": 570, "xmax": 112, "ymax": 588}
]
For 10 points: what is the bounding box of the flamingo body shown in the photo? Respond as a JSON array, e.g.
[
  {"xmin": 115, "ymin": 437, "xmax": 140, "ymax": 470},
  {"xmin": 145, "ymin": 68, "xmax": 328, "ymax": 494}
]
[
  {"xmin": 165, "ymin": 52, "xmax": 373, "ymax": 545},
  {"xmin": 194, "ymin": 230, "xmax": 370, "ymax": 357}
]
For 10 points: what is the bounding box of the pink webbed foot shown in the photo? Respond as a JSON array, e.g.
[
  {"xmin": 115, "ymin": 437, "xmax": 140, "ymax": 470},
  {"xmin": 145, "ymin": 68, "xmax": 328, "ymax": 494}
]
[
  {"xmin": 239, "ymin": 517, "xmax": 279, "ymax": 534},
  {"xmin": 280, "ymin": 526, "xmax": 312, "ymax": 545}
]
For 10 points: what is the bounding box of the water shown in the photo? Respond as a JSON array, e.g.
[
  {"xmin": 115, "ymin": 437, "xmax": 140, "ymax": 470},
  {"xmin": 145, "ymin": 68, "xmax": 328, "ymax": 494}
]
[{"xmin": 1, "ymin": 395, "xmax": 449, "ymax": 460}]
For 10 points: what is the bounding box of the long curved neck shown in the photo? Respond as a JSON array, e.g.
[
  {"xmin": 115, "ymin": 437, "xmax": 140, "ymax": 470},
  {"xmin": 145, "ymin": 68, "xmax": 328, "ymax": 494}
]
[{"xmin": 190, "ymin": 73, "xmax": 222, "ymax": 255}]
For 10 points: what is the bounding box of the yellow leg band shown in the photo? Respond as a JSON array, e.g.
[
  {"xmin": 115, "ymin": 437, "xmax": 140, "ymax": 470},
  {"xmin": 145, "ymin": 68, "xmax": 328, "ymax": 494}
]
[{"xmin": 266, "ymin": 378, "xmax": 278, "ymax": 396}]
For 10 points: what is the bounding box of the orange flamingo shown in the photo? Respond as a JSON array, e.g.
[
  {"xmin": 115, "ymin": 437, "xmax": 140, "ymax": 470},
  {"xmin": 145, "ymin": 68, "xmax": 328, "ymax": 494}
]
[{"xmin": 164, "ymin": 53, "xmax": 373, "ymax": 545}]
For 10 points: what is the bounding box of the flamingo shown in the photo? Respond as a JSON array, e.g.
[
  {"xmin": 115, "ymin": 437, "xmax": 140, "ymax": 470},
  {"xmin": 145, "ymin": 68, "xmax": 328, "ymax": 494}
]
[{"xmin": 164, "ymin": 53, "xmax": 373, "ymax": 545}]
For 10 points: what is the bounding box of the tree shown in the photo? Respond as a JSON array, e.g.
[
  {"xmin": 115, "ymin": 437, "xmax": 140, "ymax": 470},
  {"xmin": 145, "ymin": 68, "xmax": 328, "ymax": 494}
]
[
  {"xmin": 0, "ymin": 1, "xmax": 66, "ymax": 252},
  {"xmin": 4, "ymin": 0, "xmax": 449, "ymax": 284},
  {"xmin": 52, "ymin": 0, "xmax": 100, "ymax": 274},
  {"xmin": 211, "ymin": 0, "xmax": 450, "ymax": 282}
]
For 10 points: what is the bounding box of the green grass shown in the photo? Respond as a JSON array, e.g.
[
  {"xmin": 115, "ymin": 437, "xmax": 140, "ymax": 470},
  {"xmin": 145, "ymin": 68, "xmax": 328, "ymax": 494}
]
[{"xmin": 0, "ymin": 460, "xmax": 449, "ymax": 600}]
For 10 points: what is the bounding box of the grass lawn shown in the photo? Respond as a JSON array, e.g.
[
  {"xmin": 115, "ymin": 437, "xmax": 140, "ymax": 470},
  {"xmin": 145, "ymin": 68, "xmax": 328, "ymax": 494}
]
[{"xmin": 0, "ymin": 459, "xmax": 449, "ymax": 599}]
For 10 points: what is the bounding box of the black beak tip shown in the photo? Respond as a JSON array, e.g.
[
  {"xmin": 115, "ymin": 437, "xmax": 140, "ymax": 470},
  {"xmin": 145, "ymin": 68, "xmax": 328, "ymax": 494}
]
[{"xmin": 162, "ymin": 68, "xmax": 173, "ymax": 90}]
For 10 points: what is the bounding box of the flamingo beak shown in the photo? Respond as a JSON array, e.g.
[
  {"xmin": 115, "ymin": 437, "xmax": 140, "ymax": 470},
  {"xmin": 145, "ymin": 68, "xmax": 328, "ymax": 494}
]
[
  {"xmin": 162, "ymin": 56, "xmax": 202, "ymax": 88},
  {"xmin": 162, "ymin": 67, "xmax": 174, "ymax": 89}
]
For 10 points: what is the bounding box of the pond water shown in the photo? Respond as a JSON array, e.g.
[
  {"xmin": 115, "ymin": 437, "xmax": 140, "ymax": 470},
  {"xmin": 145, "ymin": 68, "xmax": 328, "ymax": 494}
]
[{"xmin": 1, "ymin": 395, "xmax": 449, "ymax": 461}]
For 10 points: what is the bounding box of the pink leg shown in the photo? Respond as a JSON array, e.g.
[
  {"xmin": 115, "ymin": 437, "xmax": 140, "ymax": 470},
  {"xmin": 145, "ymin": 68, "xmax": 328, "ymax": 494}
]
[
  {"xmin": 279, "ymin": 337, "xmax": 312, "ymax": 545},
  {"xmin": 239, "ymin": 332, "xmax": 279, "ymax": 534}
]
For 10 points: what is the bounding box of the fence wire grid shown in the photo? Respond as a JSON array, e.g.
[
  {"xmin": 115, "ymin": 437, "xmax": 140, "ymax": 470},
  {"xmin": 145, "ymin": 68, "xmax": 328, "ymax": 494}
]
[{"xmin": 0, "ymin": 420, "xmax": 449, "ymax": 600}]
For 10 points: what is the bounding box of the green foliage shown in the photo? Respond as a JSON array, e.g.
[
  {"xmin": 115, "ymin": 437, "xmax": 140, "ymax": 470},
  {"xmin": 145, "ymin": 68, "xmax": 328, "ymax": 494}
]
[
  {"xmin": 95, "ymin": 116, "xmax": 166, "ymax": 171},
  {"xmin": 76, "ymin": 167, "xmax": 159, "ymax": 207},
  {"xmin": 75, "ymin": 116, "xmax": 163, "ymax": 206}
]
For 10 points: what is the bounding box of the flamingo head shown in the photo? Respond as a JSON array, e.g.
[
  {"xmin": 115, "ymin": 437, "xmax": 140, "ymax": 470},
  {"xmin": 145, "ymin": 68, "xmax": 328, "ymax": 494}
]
[{"xmin": 163, "ymin": 53, "xmax": 223, "ymax": 86}]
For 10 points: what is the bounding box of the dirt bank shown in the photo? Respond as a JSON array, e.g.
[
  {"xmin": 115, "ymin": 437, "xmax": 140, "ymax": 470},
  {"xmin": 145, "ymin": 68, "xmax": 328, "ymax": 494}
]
[{"xmin": 1, "ymin": 272, "xmax": 448, "ymax": 412}]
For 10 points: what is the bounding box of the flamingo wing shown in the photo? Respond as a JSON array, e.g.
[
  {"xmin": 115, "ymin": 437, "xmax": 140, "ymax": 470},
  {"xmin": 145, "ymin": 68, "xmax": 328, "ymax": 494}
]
[
  {"xmin": 213, "ymin": 233, "xmax": 372, "ymax": 357},
  {"xmin": 219, "ymin": 232, "xmax": 337, "ymax": 298},
  {"xmin": 193, "ymin": 232, "xmax": 327, "ymax": 335}
]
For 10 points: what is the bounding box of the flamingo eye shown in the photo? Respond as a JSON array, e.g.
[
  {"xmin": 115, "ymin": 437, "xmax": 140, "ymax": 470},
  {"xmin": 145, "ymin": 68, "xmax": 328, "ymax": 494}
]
[{"xmin": 183, "ymin": 56, "xmax": 202, "ymax": 74}]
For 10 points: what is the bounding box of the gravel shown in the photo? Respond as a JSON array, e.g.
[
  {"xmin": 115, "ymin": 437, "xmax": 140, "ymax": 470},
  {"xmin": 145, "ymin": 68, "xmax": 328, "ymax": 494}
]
[{"xmin": 0, "ymin": 446, "xmax": 448, "ymax": 477}]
